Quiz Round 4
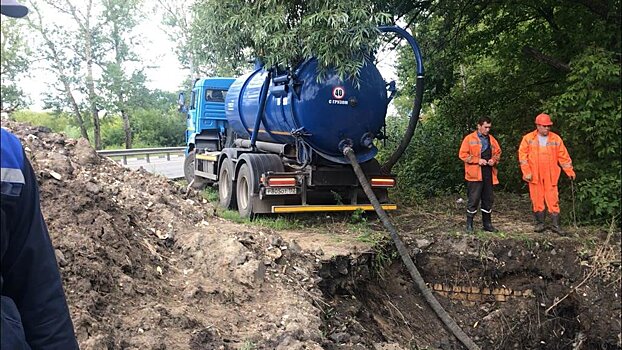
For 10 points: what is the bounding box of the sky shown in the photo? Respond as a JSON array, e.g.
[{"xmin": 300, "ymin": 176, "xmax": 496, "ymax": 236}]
[
  {"xmin": 20, "ymin": 4, "xmax": 189, "ymax": 111},
  {"xmin": 19, "ymin": 4, "xmax": 400, "ymax": 112}
]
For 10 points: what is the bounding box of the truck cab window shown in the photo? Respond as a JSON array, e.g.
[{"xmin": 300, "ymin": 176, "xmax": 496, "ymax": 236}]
[
  {"xmin": 206, "ymin": 89, "xmax": 226, "ymax": 102},
  {"xmin": 189, "ymin": 91, "xmax": 197, "ymax": 110}
]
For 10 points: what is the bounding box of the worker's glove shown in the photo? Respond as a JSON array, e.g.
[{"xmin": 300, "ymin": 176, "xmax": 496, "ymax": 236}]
[
  {"xmin": 524, "ymin": 174, "xmax": 532, "ymax": 182},
  {"xmin": 478, "ymin": 159, "xmax": 488, "ymax": 166},
  {"xmin": 567, "ymin": 170, "xmax": 576, "ymax": 180}
]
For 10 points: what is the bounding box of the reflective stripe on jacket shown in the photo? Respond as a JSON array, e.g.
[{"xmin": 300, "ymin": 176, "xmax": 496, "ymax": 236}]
[
  {"xmin": 458, "ymin": 131, "xmax": 501, "ymax": 184},
  {"xmin": 518, "ymin": 130, "xmax": 574, "ymax": 184}
]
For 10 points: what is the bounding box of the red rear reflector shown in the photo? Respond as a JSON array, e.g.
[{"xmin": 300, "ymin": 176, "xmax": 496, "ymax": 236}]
[
  {"xmin": 370, "ymin": 178, "xmax": 395, "ymax": 187},
  {"xmin": 268, "ymin": 177, "xmax": 296, "ymax": 187}
]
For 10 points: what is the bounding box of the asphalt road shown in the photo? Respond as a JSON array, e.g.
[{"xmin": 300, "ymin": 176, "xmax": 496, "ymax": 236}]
[{"xmin": 116, "ymin": 154, "xmax": 185, "ymax": 179}]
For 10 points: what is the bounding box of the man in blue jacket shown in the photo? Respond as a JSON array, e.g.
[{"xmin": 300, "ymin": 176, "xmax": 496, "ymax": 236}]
[{"xmin": 1, "ymin": 2, "xmax": 80, "ymax": 349}]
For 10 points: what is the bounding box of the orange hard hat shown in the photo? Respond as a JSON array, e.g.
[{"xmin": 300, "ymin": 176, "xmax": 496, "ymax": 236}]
[{"xmin": 535, "ymin": 113, "xmax": 553, "ymax": 126}]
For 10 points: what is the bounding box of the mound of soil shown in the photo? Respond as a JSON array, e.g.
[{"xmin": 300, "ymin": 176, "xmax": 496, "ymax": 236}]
[{"xmin": 3, "ymin": 121, "xmax": 620, "ymax": 350}]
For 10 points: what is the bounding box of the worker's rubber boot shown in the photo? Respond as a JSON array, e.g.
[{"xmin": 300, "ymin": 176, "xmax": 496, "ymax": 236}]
[
  {"xmin": 482, "ymin": 212, "xmax": 498, "ymax": 232},
  {"xmin": 466, "ymin": 214, "xmax": 474, "ymax": 234},
  {"xmin": 550, "ymin": 213, "xmax": 564, "ymax": 235},
  {"xmin": 534, "ymin": 211, "xmax": 546, "ymax": 233}
]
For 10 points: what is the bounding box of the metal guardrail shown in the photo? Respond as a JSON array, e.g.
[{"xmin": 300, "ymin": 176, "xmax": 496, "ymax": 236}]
[{"xmin": 97, "ymin": 147, "xmax": 186, "ymax": 165}]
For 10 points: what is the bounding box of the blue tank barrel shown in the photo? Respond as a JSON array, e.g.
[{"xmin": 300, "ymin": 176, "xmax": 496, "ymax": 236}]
[{"xmin": 225, "ymin": 58, "xmax": 388, "ymax": 164}]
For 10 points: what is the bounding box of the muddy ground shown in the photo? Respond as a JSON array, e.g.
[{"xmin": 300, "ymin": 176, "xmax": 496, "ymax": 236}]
[{"xmin": 3, "ymin": 121, "xmax": 621, "ymax": 350}]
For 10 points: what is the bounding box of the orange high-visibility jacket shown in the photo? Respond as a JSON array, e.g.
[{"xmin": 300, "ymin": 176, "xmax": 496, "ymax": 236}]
[
  {"xmin": 458, "ymin": 131, "xmax": 502, "ymax": 184},
  {"xmin": 518, "ymin": 130, "xmax": 574, "ymax": 184}
]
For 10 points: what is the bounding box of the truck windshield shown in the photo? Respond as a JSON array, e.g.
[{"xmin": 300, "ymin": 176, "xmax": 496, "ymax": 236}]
[{"xmin": 205, "ymin": 89, "xmax": 227, "ymax": 102}]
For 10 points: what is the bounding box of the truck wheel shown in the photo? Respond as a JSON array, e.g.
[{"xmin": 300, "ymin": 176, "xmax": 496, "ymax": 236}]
[
  {"xmin": 184, "ymin": 150, "xmax": 208, "ymax": 189},
  {"xmin": 236, "ymin": 163, "xmax": 254, "ymax": 218},
  {"xmin": 218, "ymin": 158, "xmax": 237, "ymax": 209}
]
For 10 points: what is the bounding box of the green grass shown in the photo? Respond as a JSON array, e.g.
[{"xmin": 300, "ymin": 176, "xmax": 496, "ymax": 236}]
[
  {"xmin": 202, "ymin": 186, "xmax": 219, "ymax": 203},
  {"xmin": 200, "ymin": 186, "xmax": 380, "ymax": 233}
]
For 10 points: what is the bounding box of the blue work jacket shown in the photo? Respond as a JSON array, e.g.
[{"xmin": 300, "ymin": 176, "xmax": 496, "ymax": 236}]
[{"xmin": 1, "ymin": 128, "xmax": 79, "ymax": 349}]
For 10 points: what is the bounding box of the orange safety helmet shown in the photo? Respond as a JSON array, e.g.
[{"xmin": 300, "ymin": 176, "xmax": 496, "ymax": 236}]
[{"xmin": 535, "ymin": 113, "xmax": 553, "ymax": 126}]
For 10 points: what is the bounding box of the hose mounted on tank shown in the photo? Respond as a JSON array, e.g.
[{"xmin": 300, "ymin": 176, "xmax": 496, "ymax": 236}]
[
  {"xmin": 377, "ymin": 26, "xmax": 425, "ymax": 173},
  {"xmin": 342, "ymin": 145, "xmax": 481, "ymax": 350},
  {"xmin": 339, "ymin": 27, "xmax": 480, "ymax": 350}
]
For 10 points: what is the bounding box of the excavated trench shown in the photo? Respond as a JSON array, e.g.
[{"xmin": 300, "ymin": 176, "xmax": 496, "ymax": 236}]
[{"xmin": 316, "ymin": 235, "xmax": 621, "ymax": 350}]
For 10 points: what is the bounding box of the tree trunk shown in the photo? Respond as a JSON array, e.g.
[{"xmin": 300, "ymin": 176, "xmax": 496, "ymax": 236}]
[
  {"xmin": 62, "ymin": 78, "xmax": 89, "ymax": 140},
  {"xmin": 121, "ymin": 109, "xmax": 132, "ymax": 149},
  {"xmin": 83, "ymin": 0, "xmax": 101, "ymax": 149}
]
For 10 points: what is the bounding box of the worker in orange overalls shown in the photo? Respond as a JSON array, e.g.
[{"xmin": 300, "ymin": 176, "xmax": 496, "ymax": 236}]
[
  {"xmin": 459, "ymin": 116, "xmax": 502, "ymax": 233},
  {"xmin": 519, "ymin": 113, "xmax": 575, "ymax": 234}
]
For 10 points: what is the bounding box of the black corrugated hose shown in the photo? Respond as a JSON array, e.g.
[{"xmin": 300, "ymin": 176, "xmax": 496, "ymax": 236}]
[{"xmin": 343, "ymin": 146, "xmax": 481, "ymax": 350}]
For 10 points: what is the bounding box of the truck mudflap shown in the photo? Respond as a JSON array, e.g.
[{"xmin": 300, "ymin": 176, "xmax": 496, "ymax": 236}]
[{"xmin": 270, "ymin": 204, "xmax": 397, "ymax": 213}]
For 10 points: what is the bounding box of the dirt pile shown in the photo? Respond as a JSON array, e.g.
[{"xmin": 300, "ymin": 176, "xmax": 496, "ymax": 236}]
[
  {"xmin": 3, "ymin": 121, "xmax": 327, "ymax": 349},
  {"xmin": 3, "ymin": 121, "xmax": 620, "ymax": 350}
]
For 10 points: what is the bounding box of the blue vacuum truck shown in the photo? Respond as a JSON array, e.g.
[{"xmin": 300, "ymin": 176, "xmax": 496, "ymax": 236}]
[{"xmin": 180, "ymin": 26, "xmax": 424, "ymax": 218}]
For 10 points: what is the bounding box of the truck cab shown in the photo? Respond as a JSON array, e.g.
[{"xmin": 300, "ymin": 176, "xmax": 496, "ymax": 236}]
[
  {"xmin": 182, "ymin": 77, "xmax": 235, "ymax": 183},
  {"xmin": 185, "ymin": 77, "xmax": 236, "ymax": 153}
]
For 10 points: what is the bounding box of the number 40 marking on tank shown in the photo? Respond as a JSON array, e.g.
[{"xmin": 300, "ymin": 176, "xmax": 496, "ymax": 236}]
[{"xmin": 332, "ymin": 86, "xmax": 345, "ymax": 99}]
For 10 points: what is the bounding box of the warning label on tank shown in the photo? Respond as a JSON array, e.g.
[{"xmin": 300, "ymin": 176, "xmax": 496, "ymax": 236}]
[
  {"xmin": 332, "ymin": 86, "xmax": 345, "ymax": 99},
  {"xmin": 328, "ymin": 99, "xmax": 349, "ymax": 105}
]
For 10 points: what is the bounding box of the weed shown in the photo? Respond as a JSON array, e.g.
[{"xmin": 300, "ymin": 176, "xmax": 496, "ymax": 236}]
[
  {"xmin": 239, "ymin": 340, "xmax": 255, "ymax": 350},
  {"xmin": 517, "ymin": 234, "xmax": 536, "ymax": 249},
  {"xmin": 330, "ymin": 190, "xmax": 343, "ymax": 205},
  {"xmin": 350, "ymin": 208, "xmax": 366, "ymax": 224},
  {"xmin": 356, "ymin": 230, "xmax": 387, "ymax": 245},
  {"xmin": 202, "ymin": 186, "xmax": 219, "ymax": 203}
]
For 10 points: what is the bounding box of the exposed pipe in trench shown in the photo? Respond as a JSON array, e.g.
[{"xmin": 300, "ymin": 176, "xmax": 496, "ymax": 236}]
[{"xmin": 343, "ymin": 146, "xmax": 481, "ymax": 350}]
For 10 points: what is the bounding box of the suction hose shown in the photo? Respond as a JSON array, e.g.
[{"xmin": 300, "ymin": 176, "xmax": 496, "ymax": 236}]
[
  {"xmin": 343, "ymin": 145, "xmax": 481, "ymax": 350},
  {"xmin": 378, "ymin": 26, "xmax": 424, "ymax": 173}
]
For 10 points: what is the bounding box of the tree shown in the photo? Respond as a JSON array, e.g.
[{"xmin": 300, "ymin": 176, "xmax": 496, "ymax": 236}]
[
  {"xmin": 0, "ymin": 19, "xmax": 31, "ymax": 114},
  {"xmin": 46, "ymin": 0, "xmax": 103, "ymax": 149},
  {"xmin": 190, "ymin": 0, "xmax": 391, "ymax": 80},
  {"xmin": 391, "ymin": 0, "xmax": 621, "ymax": 223},
  {"xmin": 27, "ymin": 0, "xmax": 90, "ymax": 140},
  {"xmin": 99, "ymin": 0, "xmax": 144, "ymax": 149},
  {"xmin": 0, "ymin": 18, "xmax": 30, "ymax": 114}
]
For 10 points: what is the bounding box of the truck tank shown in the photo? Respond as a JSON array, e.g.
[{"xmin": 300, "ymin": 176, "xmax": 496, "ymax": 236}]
[{"xmin": 225, "ymin": 59, "xmax": 388, "ymax": 164}]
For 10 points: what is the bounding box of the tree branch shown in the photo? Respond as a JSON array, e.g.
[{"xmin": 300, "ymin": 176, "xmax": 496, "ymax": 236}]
[{"xmin": 522, "ymin": 46, "xmax": 571, "ymax": 73}]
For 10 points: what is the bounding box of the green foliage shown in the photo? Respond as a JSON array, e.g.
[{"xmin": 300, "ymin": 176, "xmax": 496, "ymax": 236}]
[
  {"xmin": 191, "ymin": 0, "xmax": 390, "ymax": 79},
  {"xmin": 390, "ymin": 1, "xmax": 621, "ymax": 224},
  {"xmin": 13, "ymin": 105, "xmax": 185, "ymax": 149},
  {"xmin": 131, "ymin": 107, "xmax": 186, "ymax": 147},
  {"xmin": 0, "ymin": 18, "xmax": 30, "ymax": 112},
  {"xmin": 350, "ymin": 208, "xmax": 366, "ymax": 224},
  {"xmin": 379, "ymin": 113, "xmax": 464, "ymax": 202},
  {"xmin": 11, "ymin": 110, "xmax": 81, "ymax": 137},
  {"xmin": 545, "ymin": 48, "xmax": 621, "ymax": 221}
]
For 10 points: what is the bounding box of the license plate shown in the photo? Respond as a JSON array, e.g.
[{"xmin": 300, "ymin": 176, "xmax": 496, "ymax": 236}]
[{"xmin": 265, "ymin": 187, "xmax": 297, "ymax": 195}]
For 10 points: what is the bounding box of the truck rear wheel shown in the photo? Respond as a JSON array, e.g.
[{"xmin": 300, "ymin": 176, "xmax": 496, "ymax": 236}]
[
  {"xmin": 184, "ymin": 150, "xmax": 208, "ymax": 189},
  {"xmin": 218, "ymin": 158, "xmax": 236, "ymax": 209},
  {"xmin": 236, "ymin": 163, "xmax": 254, "ymax": 218}
]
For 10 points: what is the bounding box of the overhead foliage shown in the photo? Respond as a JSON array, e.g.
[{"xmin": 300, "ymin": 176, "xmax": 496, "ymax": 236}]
[{"xmin": 190, "ymin": 0, "xmax": 390, "ymax": 79}]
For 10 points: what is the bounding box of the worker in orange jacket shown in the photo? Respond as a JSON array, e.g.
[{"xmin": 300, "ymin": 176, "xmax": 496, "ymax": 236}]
[
  {"xmin": 459, "ymin": 116, "xmax": 502, "ymax": 233},
  {"xmin": 519, "ymin": 113, "xmax": 575, "ymax": 234}
]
